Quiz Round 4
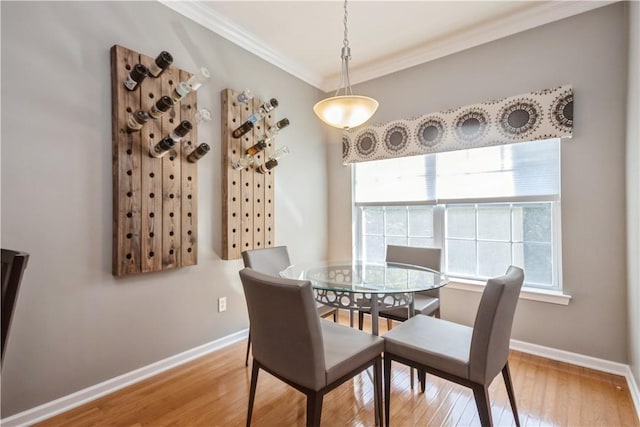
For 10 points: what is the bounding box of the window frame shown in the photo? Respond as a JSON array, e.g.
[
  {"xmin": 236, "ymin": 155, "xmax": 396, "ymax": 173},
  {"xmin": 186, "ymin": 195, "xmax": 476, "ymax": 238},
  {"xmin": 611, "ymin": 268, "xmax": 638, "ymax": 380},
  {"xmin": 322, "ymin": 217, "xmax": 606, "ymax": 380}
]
[{"xmin": 351, "ymin": 178, "xmax": 564, "ymax": 293}]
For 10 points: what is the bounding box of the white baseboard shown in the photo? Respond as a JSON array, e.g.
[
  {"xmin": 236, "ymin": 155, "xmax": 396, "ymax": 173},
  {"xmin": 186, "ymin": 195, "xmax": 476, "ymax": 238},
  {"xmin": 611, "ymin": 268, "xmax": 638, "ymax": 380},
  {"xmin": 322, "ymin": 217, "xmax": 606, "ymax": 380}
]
[
  {"xmin": 0, "ymin": 329, "xmax": 249, "ymax": 427},
  {"xmin": 511, "ymin": 339, "xmax": 640, "ymax": 421},
  {"xmin": 2, "ymin": 331, "xmax": 637, "ymax": 426}
]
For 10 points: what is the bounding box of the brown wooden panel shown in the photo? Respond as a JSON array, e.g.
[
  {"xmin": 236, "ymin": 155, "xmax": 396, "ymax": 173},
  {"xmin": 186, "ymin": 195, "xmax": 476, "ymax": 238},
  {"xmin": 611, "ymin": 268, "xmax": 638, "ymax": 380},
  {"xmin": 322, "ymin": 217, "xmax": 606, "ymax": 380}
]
[
  {"xmin": 180, "ymin": 70, "xmax": 198, "ymax": 266},
  {"xmin": 263, "ymin": 105, "xmax": 276, "ymax": 249},
  {"xmin": 139, "ymin": 52, "xmax": 163, "ymax": 272},
  {"xmin": 111, "ymin": 45, "xmax": 198, "ymax": 276},
  {"xmin": 221, "ymin": 89, "xmax": 243, "ymax": 260},
  {"xmin": 112, "ymin": 45, "xmax": 142, "ymax": 276},
  {"xmin": 240, "ymin": 98, "xmax": 256, "ymax": 254},
  {"xmin": 222, "ymin": 88, "xmax": 278, "ymax": 259},
  {"xmin": 161, "ymin": 64, "xmax": 182, "ymax": 269}
]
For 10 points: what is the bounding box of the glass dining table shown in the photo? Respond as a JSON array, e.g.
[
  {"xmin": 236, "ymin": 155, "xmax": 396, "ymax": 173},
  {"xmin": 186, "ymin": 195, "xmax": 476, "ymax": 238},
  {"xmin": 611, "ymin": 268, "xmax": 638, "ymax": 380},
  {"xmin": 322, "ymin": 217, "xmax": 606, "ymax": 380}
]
[{"xmin": 280, "ymin": 260, "xmax": 449, "ymax": 335}]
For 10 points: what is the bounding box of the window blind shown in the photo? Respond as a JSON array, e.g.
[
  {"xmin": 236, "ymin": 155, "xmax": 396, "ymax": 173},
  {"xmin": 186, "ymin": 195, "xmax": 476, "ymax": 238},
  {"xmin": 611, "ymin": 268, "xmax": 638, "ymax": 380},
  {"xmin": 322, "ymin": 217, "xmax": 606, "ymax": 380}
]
[{"xmin": 355, "ymin": 139, "xmax": 560, "ymax": 204}]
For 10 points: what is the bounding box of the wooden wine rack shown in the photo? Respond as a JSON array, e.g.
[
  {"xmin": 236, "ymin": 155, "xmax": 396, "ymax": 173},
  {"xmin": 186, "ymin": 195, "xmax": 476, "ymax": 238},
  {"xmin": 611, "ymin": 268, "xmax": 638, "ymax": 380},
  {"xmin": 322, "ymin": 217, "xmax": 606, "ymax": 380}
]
[
  {"xmin": 221, "ymin": 89, "xmax": 276, "ymax": 260},
  {"xmin": 111, "ymin": 44, "xmax": 198, "ymax": 276}
]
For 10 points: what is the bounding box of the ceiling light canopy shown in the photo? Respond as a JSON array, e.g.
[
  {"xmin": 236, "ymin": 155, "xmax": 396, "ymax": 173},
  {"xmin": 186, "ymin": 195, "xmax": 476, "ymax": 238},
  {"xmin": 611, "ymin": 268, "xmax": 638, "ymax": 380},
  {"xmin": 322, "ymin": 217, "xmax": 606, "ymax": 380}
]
[{"xmin": 313, "ymin": 0, "xmax": 378, "ymax": 130}]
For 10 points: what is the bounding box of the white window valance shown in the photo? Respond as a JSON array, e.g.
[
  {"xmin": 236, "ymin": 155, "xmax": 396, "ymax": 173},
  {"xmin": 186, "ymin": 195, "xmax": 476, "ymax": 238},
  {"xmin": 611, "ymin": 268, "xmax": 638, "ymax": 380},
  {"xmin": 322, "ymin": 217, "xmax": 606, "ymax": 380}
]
[{"xmin": 342, "ymin": 84, "xmax": 573, "ymax": 164}]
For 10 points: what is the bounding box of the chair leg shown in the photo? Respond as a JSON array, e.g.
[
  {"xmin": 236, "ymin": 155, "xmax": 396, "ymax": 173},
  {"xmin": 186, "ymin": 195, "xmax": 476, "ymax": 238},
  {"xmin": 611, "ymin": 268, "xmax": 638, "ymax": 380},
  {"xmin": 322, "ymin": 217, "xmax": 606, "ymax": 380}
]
[
  {"xmin": 384, "ymin": 356, "xmax": 392, "ymax": 427},
  {"xmin": 502, "ymin": 362, "xmax": 521, "ymax": 427},
  {"xmin": 418, "ymin": 369, "xmax": 426, "ymax": 393},
  {"xmin": 245, "ymin": 335, "xmax": 251, "ymax": 367},
  {"xmin": 246, "ymin": 360, "xmax": 259, "ymax": 427},
  {"xmin": 386, "ymin": 318, "xmax": 393, "ymax": 331},
  {"xmin": 358, "ymin": 311, "xmax": 365, "ymax": 330},
  {"xmin": 306, "ymin": 391, "xmax": 323, "ymax": 427},
  {"xmin": 373, "ymin": 357, "xmax": 383, "ymax": 426},
  {"xmin": 471, "ymin": 383, "xmax": 493, "ymax": 427},
  {"xmin": 333, "ymin": 309, "xmax": 338, "ymax": 323}
]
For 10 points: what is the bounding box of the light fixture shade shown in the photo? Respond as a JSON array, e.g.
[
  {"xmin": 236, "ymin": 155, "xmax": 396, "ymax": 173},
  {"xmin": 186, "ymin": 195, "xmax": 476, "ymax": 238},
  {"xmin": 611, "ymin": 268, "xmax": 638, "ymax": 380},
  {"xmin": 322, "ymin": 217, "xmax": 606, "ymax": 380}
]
[{"xmin": 313, "ymin": 95, "xmax": 379, "ymax": 129}]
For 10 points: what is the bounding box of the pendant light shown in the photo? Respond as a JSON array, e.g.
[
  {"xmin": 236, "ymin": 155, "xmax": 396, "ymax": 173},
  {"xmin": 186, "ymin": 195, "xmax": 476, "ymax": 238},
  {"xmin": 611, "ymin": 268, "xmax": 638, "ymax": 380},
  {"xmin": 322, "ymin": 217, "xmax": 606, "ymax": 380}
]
[{"xmin": 313, "ymin": 0, "xmax": 378, "ymax": 130}]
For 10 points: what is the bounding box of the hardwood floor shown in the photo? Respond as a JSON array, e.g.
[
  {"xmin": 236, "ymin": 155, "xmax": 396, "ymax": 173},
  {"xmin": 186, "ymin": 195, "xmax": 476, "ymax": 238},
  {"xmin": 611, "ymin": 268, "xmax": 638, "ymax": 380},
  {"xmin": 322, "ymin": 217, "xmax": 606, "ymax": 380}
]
[{"xmin": 38, "ymin": 314, "xmax": 639, "ymax": 426}]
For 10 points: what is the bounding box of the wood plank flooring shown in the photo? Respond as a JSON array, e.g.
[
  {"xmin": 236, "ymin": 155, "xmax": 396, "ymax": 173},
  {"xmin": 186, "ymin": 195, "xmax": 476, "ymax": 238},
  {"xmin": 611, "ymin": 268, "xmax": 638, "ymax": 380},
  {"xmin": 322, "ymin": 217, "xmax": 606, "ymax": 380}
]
[{"xmin": 37, "ymin": 314, "xmax": 639, "ymax": 426}]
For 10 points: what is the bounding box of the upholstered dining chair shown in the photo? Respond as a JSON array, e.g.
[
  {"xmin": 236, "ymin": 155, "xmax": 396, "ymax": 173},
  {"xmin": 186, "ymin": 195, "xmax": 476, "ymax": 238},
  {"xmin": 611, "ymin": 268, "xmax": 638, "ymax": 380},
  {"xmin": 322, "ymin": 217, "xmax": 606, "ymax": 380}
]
[
  {"xmin": 358, "ymin": 245, "xmax": 441, "ymax": 331},
  {"xmin": 241, "ymin": 246, "xmax": 338, "ymax": 367},
  {"xmin": 239, "ymin": 268, "xmax": 383, "ymax": 427},
  {"xmin": 382, "ymin": 265, "xmax": 524, "ymax": 427}
]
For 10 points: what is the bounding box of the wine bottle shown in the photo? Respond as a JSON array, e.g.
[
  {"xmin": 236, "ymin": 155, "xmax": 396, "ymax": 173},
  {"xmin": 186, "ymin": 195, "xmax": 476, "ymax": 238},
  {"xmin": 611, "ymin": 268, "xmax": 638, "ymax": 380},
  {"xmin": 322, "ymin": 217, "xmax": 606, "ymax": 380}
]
[
  {"xmin": 236, "ymin": 89, "xmax": 253, "ymax": 105},
  {"xmin": 150, "ymin": 136, "xmax": 176, "ymax": 158},
  {"xmin": 148, "ymin": 51, "xmax": 173, "ymax": 77},
  {"xmin": 150, "ymin": 121, "xmax": 193, "ymax": 158},
  {"xmin": 186, "ymin": 67, "xmax": 211, "ymax": 91},
  {"xmin": 123, "ymin": 64, "xmax": 149, "ymax": 91},
  {"xmin": 256, "ymin": 146, "xmax": 290, "ymax": 174},
  {"xmin": 263, "ymin": 118, "xmax": 290, "ymax": 139},
  {"xmin": 231, "ymin": 140, "xmax": 268, "ymax": 170},
  {"xmin": 127, "ymin": 110, "xmax": 150, "ymax": 132},
  {"xmin": 171, "ymin": 67, "xmax": 211, "ymax": 103},
  {"xmin": 194, "ymin": 108, "xmax": 212, "ymax": 124},
  {"xmin": 187, "ymin": 143, "xmax": 210, "ymax": 163},
  {"xmin": 231, "ymin": 98, "xmax": 279, "ymax": 139},
  {"xmin": 148, "ymin": 96, "xmax": 174, "ymax": 119},
  {"xmin": 171, "ymin": 82, "xmax": 191, "ymax": 103},
  {"xmin": 169, "ymin": 120, "xmax": 193, "ymax": 143}
]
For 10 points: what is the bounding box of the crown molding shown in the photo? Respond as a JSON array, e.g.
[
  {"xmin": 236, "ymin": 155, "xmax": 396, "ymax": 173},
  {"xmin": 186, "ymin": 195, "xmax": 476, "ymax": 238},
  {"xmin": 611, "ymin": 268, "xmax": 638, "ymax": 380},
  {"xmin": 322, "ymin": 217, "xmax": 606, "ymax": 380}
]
[
  {"xmin": 160, "ymin": 0, "xmax": 616, "ymax": 93},
  {"xmin": 324, "ymin": 0, "xmax": 617, "ymax": 92},
  {"xmin": 158, "ymin": 0, "xmax": 326, "ymax": 89}
]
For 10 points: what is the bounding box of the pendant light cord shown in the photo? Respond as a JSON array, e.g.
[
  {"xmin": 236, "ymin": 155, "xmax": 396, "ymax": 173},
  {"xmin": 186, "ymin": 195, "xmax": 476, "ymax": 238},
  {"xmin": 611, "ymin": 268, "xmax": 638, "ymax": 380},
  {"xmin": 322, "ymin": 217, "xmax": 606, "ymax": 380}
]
[{"xmin": 336, "ymin": 0, "xmax": 353, "ymax": 97}]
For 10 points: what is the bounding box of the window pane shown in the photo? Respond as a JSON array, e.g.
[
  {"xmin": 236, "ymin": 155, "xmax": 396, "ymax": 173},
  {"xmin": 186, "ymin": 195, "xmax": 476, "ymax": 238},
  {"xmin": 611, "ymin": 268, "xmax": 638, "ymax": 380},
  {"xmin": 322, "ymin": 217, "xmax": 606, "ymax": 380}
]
[
  {"xmin": 522, "ymin": 242, "xmax": 553, "ymax": 285},
  {"xmin": 447, "ymin": 240, "xmax": 476, "ymax": 275},
  {"xmin": 408, "ymin": 206, "xmax": 433, "ymax": 237},
  {"xmin": 385, "ymin": 208, "xmax": 407, "ymax": 236},
  {"xmin": 408, "ymin": 237, "xmax": 435, "ymax": 248},
  {"xmin": 522, "ymin": 204, "xmax": 552, "ymax": 243},
  {"xmin": 478, "ymin": 241, "xmax": 511, "ymax": 277},
  {"xmin": 386, "ymin": 236, "xmax": 408, "ymax": 247},
  {"xmin": 446, "ymin": 206, "xmax": 475, "ymax": 239},
  {"xmin": 362, "ymin": 207, "xmax": 383, "ymax": 235},
  {"xmin": 363, "ymin": 235, "xmax": 385, "ymax": 262},
  {"xmin": 477, "ymin": 205, "xmax": 511, "ymax": 241}
]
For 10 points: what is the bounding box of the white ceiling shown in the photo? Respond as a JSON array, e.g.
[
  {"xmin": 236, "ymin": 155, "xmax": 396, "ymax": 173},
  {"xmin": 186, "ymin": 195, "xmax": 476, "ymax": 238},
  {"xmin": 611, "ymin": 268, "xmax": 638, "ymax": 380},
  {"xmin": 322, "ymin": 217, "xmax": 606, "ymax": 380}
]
[{"xmin": 161, "ymin": 1, "xmax": 613, "ymax": 92}]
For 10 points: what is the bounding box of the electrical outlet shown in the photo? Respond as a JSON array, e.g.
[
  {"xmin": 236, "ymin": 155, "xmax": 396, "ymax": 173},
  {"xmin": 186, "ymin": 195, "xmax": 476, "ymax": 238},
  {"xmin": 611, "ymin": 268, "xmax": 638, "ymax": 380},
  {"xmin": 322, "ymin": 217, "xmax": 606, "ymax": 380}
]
[{"xmin": 218, "ymin": 297, "xmax": 227, "ymax": 312}]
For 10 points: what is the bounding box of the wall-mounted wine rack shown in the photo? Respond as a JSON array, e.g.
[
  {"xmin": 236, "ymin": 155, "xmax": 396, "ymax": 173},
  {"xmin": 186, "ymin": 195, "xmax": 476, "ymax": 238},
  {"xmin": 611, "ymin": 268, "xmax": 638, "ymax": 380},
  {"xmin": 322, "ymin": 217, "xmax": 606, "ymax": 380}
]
[
  {"xmin": 111, "ymin": 44, "xmax": 198, "ymax": 276},
  {"xmin": 221, "ymin": 88, "xmax": 276, "ymax": 260}
]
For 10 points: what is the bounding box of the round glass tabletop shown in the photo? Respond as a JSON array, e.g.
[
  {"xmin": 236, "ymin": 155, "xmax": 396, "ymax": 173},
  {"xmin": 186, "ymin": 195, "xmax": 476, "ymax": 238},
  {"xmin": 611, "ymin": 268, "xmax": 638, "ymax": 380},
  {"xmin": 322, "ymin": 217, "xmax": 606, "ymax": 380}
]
[{"xmin": 280, "ymin": 260, "xmax": 448, "ymax": 294}]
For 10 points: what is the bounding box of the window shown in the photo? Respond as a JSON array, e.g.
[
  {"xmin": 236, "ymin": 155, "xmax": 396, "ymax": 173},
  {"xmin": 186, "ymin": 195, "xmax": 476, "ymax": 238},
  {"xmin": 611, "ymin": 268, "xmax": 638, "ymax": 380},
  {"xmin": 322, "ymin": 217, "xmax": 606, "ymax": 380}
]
[{"xmin": 354, "ymin": 139, "xmax": 561, "ymax": 290}]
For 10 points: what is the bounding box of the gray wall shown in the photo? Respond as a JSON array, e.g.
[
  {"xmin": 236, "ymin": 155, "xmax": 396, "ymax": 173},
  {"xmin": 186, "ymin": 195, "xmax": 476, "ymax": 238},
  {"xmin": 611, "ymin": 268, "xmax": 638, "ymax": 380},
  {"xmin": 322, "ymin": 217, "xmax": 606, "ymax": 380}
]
[
  {"xmin": 0, "ymin": 1, "xmax": 327, "ymax": 417},
  {"xmin": 627, "ymin": 1, "xmax": 640, "ymax": 385},
  {"xmin": 328, "ymin": 4, "xmax": 630, "ymax": 362}
]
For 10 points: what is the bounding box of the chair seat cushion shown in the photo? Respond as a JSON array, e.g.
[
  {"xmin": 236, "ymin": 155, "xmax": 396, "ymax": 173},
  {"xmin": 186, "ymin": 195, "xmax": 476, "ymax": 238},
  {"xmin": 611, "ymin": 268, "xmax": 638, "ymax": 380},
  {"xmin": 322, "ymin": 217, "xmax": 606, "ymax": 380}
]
[
  {"xmin": 382, "ymin": 314, "xmax": 472, "ymax": 379},
  {"xmin": 321, "ymin": 320, "xmax": 384, "ymax": 385},
  {"xmin": 316, "ymin": 303, "xmax": 336, "ymax": 318},
  {"xmin": 379, "ymin": 294, "xmax": 439, "ymax": 320}
]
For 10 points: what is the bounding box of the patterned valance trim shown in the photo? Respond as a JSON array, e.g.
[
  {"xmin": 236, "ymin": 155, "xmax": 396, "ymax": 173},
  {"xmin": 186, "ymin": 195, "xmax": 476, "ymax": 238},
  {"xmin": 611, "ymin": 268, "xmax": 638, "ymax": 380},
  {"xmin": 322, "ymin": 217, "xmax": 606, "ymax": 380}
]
[{"xmin": 342, "ymin": 84, "xmax": 573, "ymax": 164}]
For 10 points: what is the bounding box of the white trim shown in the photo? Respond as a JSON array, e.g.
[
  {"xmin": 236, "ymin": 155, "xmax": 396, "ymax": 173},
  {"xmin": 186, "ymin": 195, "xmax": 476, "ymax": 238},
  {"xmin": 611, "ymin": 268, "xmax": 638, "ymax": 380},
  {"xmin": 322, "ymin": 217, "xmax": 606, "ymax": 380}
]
[
  {"xmin": 0, "ymin": 329, "xmax": 249, "ymax": 427},
  {"xmin": 158, "ymin": 0, "xmax": 614, "ymax": 92},
  {"xmin": 510, "ymin": 339, "xmax": 640, "ymax": 421},
  {"xmin": 157, "ymin": 0, "xmax": 325, "ymax": 89},
  {"xmin": 447, "ymin": 278, "xmax": 572, "ymax": 306}
]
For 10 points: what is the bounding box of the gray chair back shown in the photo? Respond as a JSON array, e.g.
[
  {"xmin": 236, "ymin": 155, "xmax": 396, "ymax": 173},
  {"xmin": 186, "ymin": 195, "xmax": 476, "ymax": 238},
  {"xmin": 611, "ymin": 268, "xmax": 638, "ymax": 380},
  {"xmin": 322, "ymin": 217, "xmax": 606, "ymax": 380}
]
[
  {"xmin": 242, "ymin": 246, "xmax": 291, "ymax": 276},
  {"xmin": 239, "ymin": 268, "xmax": 326, "ymax": 390},
  {"xmin": 386, "ymin": 245, "xmax": 441, "ymax": 298},
  {"xmin": 468, "ymin": 266, "xmax": 524, "ymax": 384}
]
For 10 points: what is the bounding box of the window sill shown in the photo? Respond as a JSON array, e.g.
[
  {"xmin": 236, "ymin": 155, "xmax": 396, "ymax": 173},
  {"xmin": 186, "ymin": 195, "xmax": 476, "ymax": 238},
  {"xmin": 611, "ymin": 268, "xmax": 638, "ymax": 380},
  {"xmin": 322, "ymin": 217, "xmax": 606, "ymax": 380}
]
[{"xmin": 445, "ymin": 277, "xmax": 572, "ymax": 306}]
